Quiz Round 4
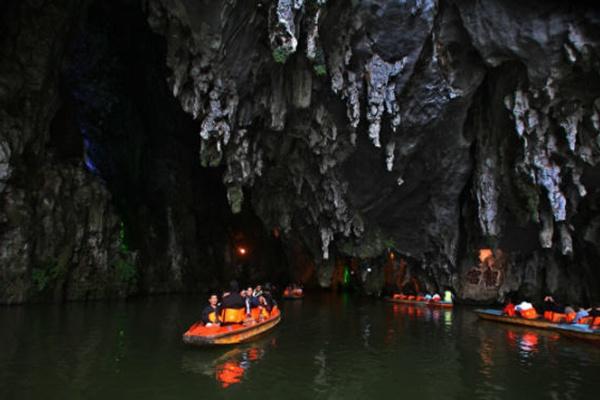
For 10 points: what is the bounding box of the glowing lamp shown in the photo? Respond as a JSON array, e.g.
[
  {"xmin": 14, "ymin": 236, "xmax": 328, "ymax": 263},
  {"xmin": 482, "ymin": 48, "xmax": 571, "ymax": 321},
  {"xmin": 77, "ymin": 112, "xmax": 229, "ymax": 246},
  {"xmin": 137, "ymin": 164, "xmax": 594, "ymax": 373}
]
[
  {"xmin": 237, "ymin": 247, "xmax": 247, "ymax": 256},
  {"xmin": 478, "ymin": 248, "xmax": 493, "ymax": 263}
]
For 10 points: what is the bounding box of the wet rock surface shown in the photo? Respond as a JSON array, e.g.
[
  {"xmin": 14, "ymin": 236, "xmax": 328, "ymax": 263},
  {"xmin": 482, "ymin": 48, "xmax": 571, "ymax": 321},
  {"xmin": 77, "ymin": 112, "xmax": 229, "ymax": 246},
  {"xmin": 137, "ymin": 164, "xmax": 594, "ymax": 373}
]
[{"xmin": 1, "ymin": 0, "xmax": 600, "ymax": 304}]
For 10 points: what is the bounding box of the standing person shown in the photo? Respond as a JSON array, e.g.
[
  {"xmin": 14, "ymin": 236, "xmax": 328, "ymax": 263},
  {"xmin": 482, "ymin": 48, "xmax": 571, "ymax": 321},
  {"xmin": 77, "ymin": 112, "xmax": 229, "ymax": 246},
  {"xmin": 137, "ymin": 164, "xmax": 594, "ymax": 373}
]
[{"xmin": 201, "ymin": 294, "xmax": 221, "ymax": 327}]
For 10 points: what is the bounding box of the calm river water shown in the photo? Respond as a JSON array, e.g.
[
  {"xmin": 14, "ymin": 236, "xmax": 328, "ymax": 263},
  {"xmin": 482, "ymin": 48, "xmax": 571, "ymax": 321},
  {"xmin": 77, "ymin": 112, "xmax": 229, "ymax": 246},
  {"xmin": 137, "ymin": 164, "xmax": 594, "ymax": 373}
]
[{"xmin": 1, "ymin": 292, "xmax": 599, "ymax": 399}]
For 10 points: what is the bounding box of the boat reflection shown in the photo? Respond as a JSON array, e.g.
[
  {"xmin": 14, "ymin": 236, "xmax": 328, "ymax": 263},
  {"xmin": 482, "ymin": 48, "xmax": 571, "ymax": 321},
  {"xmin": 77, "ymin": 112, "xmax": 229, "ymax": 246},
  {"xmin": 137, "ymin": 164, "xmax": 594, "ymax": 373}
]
[
  {"xmin": 181, "ymin": 337, "xmax": 277, "ymax": 388},
  {"xmin": 390, "ymin": 303, "xmax": 453, "ymax": 326},
  {"xmin": 504, "ymin": 329, "xmax": 559, "ymax": 355}
]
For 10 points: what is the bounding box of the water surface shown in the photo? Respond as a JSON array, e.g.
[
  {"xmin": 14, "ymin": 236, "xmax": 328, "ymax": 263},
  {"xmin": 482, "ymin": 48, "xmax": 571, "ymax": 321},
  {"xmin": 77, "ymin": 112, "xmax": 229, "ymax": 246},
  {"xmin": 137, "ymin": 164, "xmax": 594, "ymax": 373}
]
[{"xmin": 1, "ymin": 293, "xmax": 599, "ymax": 399}]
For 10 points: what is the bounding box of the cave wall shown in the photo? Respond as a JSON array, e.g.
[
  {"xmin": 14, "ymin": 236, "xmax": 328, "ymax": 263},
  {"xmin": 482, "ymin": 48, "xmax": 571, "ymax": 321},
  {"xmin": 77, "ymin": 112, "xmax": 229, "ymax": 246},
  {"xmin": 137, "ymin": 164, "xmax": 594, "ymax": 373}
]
[
  {"xmin": 2, "ymin": 0, "xmax": 600, "ymax": 304},
  {"xmin": 0, "ymin": 0, "xmax": 134, "ymax": 304},
  {"xmin": 147, "ymin": 0, "xmax": 600, "ymax": 302}
]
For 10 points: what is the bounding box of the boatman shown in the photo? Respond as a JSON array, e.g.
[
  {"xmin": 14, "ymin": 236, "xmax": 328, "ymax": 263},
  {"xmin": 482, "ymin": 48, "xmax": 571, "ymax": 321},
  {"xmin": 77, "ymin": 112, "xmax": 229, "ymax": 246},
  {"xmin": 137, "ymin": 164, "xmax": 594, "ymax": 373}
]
[{"xmin": 202, "ymin": 294, "xmax": 221, "ymax": 327}]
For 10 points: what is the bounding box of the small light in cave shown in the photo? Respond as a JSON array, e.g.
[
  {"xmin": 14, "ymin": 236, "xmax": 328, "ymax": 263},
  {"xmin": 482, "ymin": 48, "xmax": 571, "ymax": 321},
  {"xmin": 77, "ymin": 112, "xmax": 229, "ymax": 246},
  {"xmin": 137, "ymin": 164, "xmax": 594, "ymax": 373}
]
[
  {"xmin": 479, "ymin": 248, "xmax": 493, "ymax": 263},
  {"xmin": 389, "ymin": 251, "xmax": 395, "ymax": 260},
  {"xmin": 367, "ymin": 267, "xmax": 372, "ymax": 273},
  {"xmin": 272, "ymin": 227, "xmax": 280, "ymax": 238},
  {"xmin": 237, "ymin": 247, "xmax": 247, "ymax": 256}
]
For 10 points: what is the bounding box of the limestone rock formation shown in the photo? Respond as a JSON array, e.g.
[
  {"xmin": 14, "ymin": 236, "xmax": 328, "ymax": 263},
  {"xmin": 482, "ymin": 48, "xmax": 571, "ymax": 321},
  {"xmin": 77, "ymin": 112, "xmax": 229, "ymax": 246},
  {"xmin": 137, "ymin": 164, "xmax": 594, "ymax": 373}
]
[{"xmin": 1, "ymin": 0, "xmax": 600, "ymax": 304}]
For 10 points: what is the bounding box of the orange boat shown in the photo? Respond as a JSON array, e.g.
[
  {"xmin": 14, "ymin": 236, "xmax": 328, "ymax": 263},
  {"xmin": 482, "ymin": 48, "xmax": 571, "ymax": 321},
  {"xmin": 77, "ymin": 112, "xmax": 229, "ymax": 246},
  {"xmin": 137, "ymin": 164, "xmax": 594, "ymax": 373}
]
[
  {"xmin": 282, "ymin": 289, "xmax": 304, "ymax": 300},
  {"xmin": 475, "ymin": 309, "xmax": 600, "ymax": 342},
  {"xmin": 183, "ymin": 307, "xmax": 281, "ymax": 346},
  {"xmin": 385, "ymin": 295, "xmax": 453, "ymax": 308}
]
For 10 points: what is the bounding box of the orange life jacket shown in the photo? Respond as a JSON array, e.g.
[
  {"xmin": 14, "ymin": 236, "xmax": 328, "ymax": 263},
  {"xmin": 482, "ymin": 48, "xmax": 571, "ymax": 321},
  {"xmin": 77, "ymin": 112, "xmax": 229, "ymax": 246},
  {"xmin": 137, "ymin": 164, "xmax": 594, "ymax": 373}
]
[
  {"xmin": 551, "ymin": 313, "xmax": 566, "ymax": 323},
  {"xmin": 407, "ymin": 295, "xmax": 416, "ymax": 301},
  {"xmin": 207, "ymin": 311, "xmax": 218, "ymax": 324},
  {"xmin": 520, "ymin": 308, "xmax": 538, "ymax": 319},
  {"xmin": 592, "ymin": 316, "xmax": 600, "ymax": 327},
  {"xmin": 577, "ymin": 316, "xmax": 593, "ymax": 325},
  {"xmin": 565, "ymin": 312, "xmax": 577, "ymax": 323},
  {"xmin": 543, "ymin": 311, "xmax": 553, "ymax": 321},
  {"xmin": 220, "ymin": 308, "xmax": 245, "ymax": 324},
  {"xmin": 415, "ymin": 296, "xmax": 425, "ymax": 301},
  {"xmin": 393, "ymin": 294, "xmax": 402, "ymax": 299}
]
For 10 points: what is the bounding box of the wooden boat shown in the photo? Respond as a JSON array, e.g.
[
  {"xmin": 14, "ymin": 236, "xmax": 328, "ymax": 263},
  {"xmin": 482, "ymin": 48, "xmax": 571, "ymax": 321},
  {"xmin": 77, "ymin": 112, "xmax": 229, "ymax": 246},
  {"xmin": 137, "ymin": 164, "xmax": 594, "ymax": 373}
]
[
  {"xmin": 552, "ymin": 324, "xmax": 600, "ymax": 342},
  {"xmin": 475, "ymin": 309, "xmax": 558, "ymax": 329},
  {"xmin": 385, "ymin": 297, "xmax": 453, "ymax": 308},
  {"xmin": 182, "ymin": 307, "xmax": 281, "ymax": 346},
  {"xmin": 282, "ymin": 294, "xmax": 304, "ymax": 300},
  {"xmin": 282, "ymin": 289, "xmax": 304, "ymax": 300},
  {"xmin": 476, "ymin": 309, "xmax": 600, "ymax": 342}
]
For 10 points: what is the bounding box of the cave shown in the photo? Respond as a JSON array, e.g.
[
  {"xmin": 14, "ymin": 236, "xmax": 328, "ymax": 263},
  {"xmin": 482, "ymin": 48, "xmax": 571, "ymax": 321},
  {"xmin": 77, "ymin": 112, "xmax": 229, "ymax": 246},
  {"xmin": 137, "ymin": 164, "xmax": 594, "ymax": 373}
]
[{"xmin": 1, "ymin": 0, "xmax": 600, "ymax": 306}]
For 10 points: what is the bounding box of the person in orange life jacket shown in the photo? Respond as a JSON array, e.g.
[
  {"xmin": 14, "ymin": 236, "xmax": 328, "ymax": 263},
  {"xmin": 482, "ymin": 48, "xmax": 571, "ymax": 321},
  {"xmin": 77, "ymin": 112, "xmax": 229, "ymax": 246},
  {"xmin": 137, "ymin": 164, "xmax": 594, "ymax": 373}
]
[
  {"xmin": 574, "ymin": 306, "xmax": 589, "ymax": 323},
  {"xmin": 201, "ymin": 294, "xmax": 221, "ymax": 326},
  {"xmin": 515, "ymin": 300, "xmax": 536, "ymax": 318},
  {"xmin": 543, "ymin": 296, "xmax": 562, "ymax": 312},
  {"xmin": 222, "ymin": 281, "xmax": 245, "ymax": 309},
  {"xmin": 503, "ymin": 298, "xmax": 516, "ymax": 317}
]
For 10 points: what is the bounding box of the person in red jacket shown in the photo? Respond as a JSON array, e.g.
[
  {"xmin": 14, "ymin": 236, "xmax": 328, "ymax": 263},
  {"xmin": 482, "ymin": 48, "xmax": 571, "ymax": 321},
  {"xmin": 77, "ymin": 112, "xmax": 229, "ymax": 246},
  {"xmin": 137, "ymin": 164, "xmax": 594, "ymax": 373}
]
[{"xmin": 503, "ymin": 298, "xmax": 516, "ymax": 317}]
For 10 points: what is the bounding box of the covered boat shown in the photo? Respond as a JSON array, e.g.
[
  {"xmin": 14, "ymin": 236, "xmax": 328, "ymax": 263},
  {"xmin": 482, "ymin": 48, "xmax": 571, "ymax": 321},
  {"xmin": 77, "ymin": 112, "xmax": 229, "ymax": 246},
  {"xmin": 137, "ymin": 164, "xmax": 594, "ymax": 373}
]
[
  {"xmin": 183, "ymin": 307, "xmax": 281, "ymax": 346},
  {"xmin": 475, "ymin": 309, "xmax": 600, "ymax": 342}
]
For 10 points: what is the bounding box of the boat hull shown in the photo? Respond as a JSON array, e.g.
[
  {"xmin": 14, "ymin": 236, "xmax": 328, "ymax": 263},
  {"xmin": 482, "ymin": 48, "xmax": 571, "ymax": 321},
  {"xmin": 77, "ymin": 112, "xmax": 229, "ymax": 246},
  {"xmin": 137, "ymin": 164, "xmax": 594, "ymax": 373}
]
[
  {"xmin": 475, "ymin": 309, "xmax": 600, "ymax": 342},
  {"xmin": 385, "ymin": 297, "xmax": 453, "ymax": 308},
  {"xmin": 183, "ymin": 312, "xmax": 281, "ymax": 346}
]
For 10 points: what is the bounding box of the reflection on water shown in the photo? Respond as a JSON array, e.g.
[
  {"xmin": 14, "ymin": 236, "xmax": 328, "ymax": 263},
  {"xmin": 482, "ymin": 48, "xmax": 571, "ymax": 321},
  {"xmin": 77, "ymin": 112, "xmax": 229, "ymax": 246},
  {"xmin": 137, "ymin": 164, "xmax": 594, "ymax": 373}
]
[
  {"xmin": 1, "ymin": 294, "xmax": 600, "ymax": 399},
  {"xmin": 181, "ymin": 337, "xmax": 276, "ymax": 388}
]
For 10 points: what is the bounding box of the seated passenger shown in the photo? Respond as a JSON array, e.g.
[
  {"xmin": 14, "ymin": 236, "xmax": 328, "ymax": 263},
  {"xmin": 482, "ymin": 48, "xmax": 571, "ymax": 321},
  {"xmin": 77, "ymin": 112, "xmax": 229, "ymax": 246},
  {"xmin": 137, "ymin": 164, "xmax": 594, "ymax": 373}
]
[
  {"xmin": 543, "ymin": 296, "xmax": 557, "ymax": 312},
  {"xmin": 222, "ymin": 281, "xmax": 245, "ymax": 309},
  {"xmin": 503, "ymin": 299, "xmax": 516, "ymax": 317},
  {"xmin": 247, "ymin": 286, "xmax": 260, "ymax": 308},
  {"xmin": 575, "ymin": 307, "xmax": 589, "ymax": 324},
  {"xmin": 443, "ymin": 289, "xmax": 453, "ymax": 303},
  {"xmin": 424, "ymin": 294, "xmax": 432, "ymax": 301},
  {"xmin": 431, "ymin": 293, "xmax": 441, "ymax": 302},
  {"xmin": 515, "ymin": 301, "xmax": 537, "ymax": 319},
  {"xmin": 590, "ymin": 306, "xmax": 600, "ymax": 327},
  {"xmin": 252, "ymin": 285, "xmax": 263, "ymax": 298},
  {"xmin": 201, "ymin": 294, "xmax": 221, "ymax": 327}
]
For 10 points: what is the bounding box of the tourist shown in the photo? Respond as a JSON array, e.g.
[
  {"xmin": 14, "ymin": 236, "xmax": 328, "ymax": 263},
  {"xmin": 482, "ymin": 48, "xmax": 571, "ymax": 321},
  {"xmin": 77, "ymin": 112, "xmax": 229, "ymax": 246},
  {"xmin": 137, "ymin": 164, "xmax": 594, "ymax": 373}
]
[
  {"xmin": 201, "ymin": 294, "xmax": 221, "ymax": 327},
  {"xmin": 564, "ymin": 305, "xmax": 576, "ymax": 315},
  {"xmin": 503, "ymin": 298, "xmax": 516, "ymax": 317},
  {"xmin": 247, "ymin": 286, "xmax": 259, "ymax": 307},
  {"xmin": 515, "ymin": 300, "xmax": 537, "ymax": 319},
  {"xmin": 443, "ymin": 289, "xmax": 453, "ymax": 303},
  {"xmin": 543, "ymin": 296, "xmax": 558, "ymax": 312},
  {"xmin": 575, "ymin": 307, "xmax": 589, "ymax": 324},
  {"xmin": 261, "ymin": 283, "xmax": 276, "ymax": 311},
  {"xmin": 431, "ymin": 293, "xmax": 441, "ymax": 302},
  {"xmin": 222, "ymin": 281, "xmax": 245, "ymax": 308}
]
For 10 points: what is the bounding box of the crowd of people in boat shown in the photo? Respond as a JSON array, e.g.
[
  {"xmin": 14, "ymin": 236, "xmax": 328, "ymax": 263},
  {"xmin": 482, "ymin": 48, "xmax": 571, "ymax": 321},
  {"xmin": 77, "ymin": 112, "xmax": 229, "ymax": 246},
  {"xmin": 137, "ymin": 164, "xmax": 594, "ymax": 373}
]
[
  {"xmin": 283, "ymin": 283, "xmax": 303, "ymax": 297},
  {"xmin": 503, "ymin": 296, "xmax": 600, "ymax": 327},
  {"xmin": 201, "ymin": 281, "xmax": 277, "ymax": 327},
  {"xmin": 393, "ymin": 289, "xmax": 454, "ymax": 303}
]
